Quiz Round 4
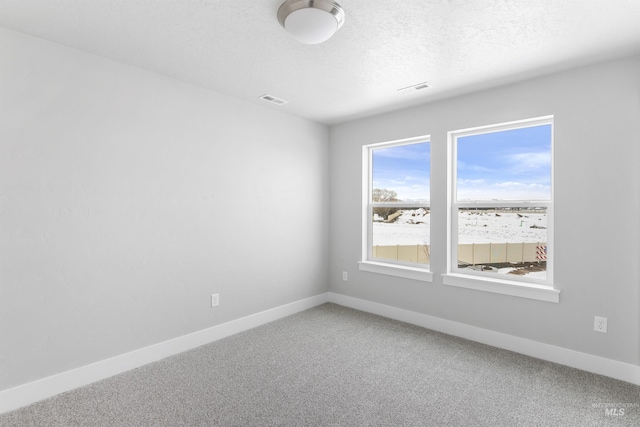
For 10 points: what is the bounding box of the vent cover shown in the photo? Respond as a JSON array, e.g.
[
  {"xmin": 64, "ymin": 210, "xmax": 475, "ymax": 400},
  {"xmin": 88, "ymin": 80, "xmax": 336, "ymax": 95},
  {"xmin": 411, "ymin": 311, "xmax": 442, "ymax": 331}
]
[
  {"xmin": 397, "ymin": 82, "xmax": 430, "ymax": 95},
  {"xmin": 259, "ymin": 94, "xmax": 289, "ymax": 105}
]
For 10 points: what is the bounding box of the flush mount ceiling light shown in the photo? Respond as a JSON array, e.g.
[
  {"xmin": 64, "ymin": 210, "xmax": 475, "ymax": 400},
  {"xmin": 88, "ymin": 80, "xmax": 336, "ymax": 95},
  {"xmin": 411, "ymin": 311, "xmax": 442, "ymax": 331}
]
[{"xmin": 277, "ymin": 0, "xmax": 345, "ymax": 45}]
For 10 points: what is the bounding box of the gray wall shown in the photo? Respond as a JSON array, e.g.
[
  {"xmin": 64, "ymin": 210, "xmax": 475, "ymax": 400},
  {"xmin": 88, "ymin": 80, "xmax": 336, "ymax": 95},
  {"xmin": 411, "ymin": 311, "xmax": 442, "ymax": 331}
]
[
  {"xmin": 0, "ymin": 28, "xmax": 329, "ymax": 391},
  {"xmin": 2, "ymin": 24, "xmax": 639, "ymax": 393},
  {"xmin": 329, "ymin": 55, "xmax": 640, "ymax": 365}
]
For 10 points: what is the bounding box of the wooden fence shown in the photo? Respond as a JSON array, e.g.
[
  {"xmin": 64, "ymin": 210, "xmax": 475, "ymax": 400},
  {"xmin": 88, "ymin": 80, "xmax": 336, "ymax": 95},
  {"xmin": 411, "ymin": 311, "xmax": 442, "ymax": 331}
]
[{"xmin": 373, "ymin": 242, "xmax": 546, "ymax": 265}]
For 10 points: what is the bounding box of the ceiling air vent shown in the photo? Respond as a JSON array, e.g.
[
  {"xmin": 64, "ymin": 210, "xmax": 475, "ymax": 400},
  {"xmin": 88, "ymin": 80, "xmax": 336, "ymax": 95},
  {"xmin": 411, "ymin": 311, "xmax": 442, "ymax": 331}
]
[
  {"xmin": 259, "ymin": 94, "xmax": 289, "ymax": 105},
  {"xmin": 397, "ymin": 82, "xmax": 430, "ymax": 95}
]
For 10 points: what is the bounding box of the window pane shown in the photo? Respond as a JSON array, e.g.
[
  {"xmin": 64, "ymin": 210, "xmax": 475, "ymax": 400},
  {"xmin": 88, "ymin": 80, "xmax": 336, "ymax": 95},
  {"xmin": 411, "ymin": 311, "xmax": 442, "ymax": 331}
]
[
  {"xmin": 457, "ymin": 207, "xmax": 547, "ymax": 278},
  {"xmin": 372, "ymin": 207, "xmax": 430, "ymax": 264},
  {"xmin": 372, "ymin": 142, "xmax": 429, "ymax": 202},
  {"xmin": 457, "ymin": 125, "xmax": 551, "ymax": 201}
]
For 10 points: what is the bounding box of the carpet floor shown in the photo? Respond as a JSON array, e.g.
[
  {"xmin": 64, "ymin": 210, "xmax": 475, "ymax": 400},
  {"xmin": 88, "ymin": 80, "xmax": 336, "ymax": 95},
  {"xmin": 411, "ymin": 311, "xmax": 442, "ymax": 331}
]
[{"xmin": 1, "ymin": 303, "xmax": 639, "ymax": 426}]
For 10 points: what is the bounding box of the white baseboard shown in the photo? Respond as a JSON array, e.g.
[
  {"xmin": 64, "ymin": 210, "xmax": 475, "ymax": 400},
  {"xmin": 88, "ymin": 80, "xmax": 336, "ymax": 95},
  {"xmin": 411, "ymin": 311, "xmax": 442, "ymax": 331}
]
[
  {"xmin": 327, "ymin": 292, "xmax": 640, "ymax": 386},
  {"xmin": 0, "ymin": 293, "xmax": 329, "ymax": 415},
  {"xmin": 3, "ymin": 291, "xmax": 638, "ymax": 415}
]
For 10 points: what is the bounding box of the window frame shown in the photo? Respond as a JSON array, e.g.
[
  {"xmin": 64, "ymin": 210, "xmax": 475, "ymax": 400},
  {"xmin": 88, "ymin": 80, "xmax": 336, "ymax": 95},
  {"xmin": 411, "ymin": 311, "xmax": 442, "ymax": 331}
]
[
  {"xmin": 444, "ymin": 116, "xmax": 559, "ymax": 302},
  {"xmin": 359, "ymin": 135, "xmax": 433, "ymax": 282}
]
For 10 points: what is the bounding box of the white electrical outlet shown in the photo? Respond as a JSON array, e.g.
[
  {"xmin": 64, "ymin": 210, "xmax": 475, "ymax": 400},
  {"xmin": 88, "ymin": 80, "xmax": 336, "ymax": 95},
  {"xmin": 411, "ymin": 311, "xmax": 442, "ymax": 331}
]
[
  {"xmin": 342, "ymin": 271, "xmax": 348, "ymax": 281},
  {"xmin": 211, "ymin": 293, "xmax": 219, "ymax": 307},
  {"xmin": 594, "ymin": 316, "xmax": 607, "ymax": 333}
]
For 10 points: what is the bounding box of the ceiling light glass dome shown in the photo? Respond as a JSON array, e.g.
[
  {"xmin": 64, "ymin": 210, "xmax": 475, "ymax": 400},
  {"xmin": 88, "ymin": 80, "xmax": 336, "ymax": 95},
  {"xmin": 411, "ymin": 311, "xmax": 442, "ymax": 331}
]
[{"xmin": 277, "ymin": 0, "xmax": 345, "ymax": 45}]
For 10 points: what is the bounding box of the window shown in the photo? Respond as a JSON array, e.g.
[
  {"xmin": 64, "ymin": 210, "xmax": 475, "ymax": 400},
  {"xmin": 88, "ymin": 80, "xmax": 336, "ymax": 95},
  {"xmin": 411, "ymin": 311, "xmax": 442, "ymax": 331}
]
[
  {"xmin": 359, "ymin": 136, "xmax": 432, "ymax": 281},
  {"xmin": 445, "ymin": 116, "xmax": 558, "ymax": 302}
]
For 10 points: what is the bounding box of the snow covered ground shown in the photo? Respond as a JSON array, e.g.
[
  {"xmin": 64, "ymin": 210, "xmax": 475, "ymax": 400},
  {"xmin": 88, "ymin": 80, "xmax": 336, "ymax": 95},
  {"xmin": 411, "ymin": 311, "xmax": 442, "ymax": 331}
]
[
  {"xmin": 372, "ymin": 208, "xmax": 548, "ymax": 277},
  {"xmin": 458, "ymin": 210, "xmax": 547, "ymax": 244},
  {"xmin": 373, "ymin": 209, "xmax": 546, "ymax": 245}
]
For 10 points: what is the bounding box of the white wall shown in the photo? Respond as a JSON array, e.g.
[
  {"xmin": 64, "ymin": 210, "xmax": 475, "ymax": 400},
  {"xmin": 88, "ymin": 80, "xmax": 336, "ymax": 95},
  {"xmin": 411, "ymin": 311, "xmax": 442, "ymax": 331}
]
[
  {"xmin": 329, "ymin": 55, "xmax": 640, "ymax": 366},
  {"xmin": 1, "ymin": 23, "xmax": 638, "ymax": 398},
  {"xmin": 0, "ymin": 28, "xmax": 329, "ymax": 391}
]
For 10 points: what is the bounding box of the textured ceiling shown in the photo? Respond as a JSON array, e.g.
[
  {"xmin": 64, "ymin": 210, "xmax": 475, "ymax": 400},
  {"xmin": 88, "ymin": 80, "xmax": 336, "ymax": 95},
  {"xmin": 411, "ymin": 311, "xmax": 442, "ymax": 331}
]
[{"xmin": 1, "ymin": 0, "xmax": 640, "ymax": 124}]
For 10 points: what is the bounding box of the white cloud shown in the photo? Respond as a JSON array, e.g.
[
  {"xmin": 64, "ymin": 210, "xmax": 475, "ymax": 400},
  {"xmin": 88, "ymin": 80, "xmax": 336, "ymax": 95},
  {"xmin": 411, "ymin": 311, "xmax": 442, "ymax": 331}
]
[
  {"xmin": 505, "ymin": 152, "xmax": 551, "ymax": 173},
  {"xmin": 494, "ymin": 181, "xmax": 547, "ymax": 190},
  {"xmin": 458, "ymin": 181, "xmax": 551, "ymax": 200},
  {"xmin": 458, "ymin": 178, "xmax": 486, "ymax": 186},
  {"xmin": 374, "ymin": 144, "xmax": 429, "ymax": 160}
]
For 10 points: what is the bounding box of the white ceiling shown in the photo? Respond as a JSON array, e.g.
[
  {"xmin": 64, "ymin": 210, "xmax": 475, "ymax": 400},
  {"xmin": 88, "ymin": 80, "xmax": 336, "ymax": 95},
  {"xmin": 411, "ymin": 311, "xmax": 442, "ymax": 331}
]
[{"xmin": 1, "ymin": 0, "xmax": 640, "ymax": 125}]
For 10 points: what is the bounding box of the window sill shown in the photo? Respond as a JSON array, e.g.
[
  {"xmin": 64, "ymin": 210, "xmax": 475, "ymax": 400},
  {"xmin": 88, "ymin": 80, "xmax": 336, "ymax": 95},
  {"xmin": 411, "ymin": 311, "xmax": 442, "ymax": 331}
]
[
  {"xmin": 358, "ymin": 261, "xmax": 433, "ymax": 282},
  {"xmin": 442, "ymin": 273, "xmax": 559, "ymax": 303}
]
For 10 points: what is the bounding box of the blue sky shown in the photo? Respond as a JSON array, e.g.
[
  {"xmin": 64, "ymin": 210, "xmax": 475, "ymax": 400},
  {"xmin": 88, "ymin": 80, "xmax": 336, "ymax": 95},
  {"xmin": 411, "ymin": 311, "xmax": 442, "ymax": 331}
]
[
  {"xmin": 372, "ymin": 124, "xmax": 551, "ymax": 202},
  {"xmin": 457, "ymin": 124, "xmax": 552, "ymax": 200},
  {"xmin": 372, "ymin": 142, "xmax": 430, "ymax": 202}
]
